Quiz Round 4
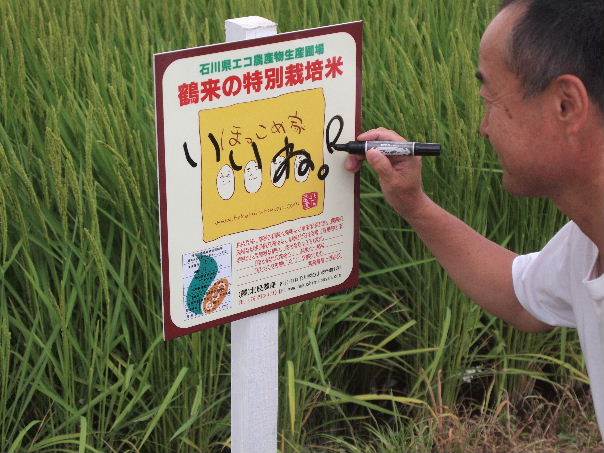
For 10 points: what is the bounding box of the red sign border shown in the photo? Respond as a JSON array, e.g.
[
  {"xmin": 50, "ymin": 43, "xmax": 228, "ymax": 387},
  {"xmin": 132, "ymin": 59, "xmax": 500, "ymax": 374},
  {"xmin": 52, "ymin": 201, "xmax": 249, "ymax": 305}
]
[{"xmin": 154, "ymin": 21, "xmax": 363, "ymax": 340}]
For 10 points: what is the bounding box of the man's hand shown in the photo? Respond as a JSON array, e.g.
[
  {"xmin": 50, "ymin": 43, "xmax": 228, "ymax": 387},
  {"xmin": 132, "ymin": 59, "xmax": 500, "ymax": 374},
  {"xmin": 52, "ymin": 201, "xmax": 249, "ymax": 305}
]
[
  {"xmin": 344, "ymin": 127, "xmax": 427, "ymax": 220},
  {"xmin": 343, "ymin": 127, "xmax": 550, "ymax": 333}
]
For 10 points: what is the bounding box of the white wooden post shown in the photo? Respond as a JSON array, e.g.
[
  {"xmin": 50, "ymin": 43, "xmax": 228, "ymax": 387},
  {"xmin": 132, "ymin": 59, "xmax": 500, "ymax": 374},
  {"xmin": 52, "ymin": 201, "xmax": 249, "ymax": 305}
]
[{"xmin": 227, "ymin": 17, "xmax": 279, "ymax": 453}]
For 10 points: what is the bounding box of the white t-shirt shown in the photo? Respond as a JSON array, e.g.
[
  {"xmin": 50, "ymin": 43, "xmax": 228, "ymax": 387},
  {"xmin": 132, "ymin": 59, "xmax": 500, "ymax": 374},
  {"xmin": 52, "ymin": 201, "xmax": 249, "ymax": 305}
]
[{"xmin": 513, "ymin": 221, "xmax": 604, "ymax": 438}]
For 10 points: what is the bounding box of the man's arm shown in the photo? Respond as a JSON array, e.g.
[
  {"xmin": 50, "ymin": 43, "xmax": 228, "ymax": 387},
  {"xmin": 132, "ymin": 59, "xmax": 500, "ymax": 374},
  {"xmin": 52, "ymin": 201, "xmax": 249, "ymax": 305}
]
[
  {"xmin": 346, "ymin": 128, "xmax": 552, "ymax": 333},
  {"xmin": 402, "ymin": 193, "xmax": 551, "ymax": 332}
]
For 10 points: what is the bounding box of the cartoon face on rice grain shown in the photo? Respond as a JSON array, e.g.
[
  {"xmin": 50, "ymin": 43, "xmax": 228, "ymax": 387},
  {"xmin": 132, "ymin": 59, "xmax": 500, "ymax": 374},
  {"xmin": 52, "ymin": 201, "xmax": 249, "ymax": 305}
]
[
  {"xmin": 216, "ymin": 165, "xmax": 235, "ymax": 200},
  {"xmin": 243, "ymin": 160, "xmax": 262, "ymax": 193}
]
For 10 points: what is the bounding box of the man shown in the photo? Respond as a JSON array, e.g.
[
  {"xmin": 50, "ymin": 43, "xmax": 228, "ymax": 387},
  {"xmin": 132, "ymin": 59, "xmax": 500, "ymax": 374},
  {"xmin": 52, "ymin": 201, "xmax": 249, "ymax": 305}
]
[{"xmin": 345, "ymin": 0, "xmax": 604, "ymax": 439}]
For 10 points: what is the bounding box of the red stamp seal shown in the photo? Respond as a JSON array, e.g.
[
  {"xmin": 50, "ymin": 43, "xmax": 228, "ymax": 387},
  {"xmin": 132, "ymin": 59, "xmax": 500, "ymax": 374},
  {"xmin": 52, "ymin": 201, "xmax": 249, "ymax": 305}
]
[{"xmin": 302, "ymin": 192, "xmax": 319, "ymax": 209}]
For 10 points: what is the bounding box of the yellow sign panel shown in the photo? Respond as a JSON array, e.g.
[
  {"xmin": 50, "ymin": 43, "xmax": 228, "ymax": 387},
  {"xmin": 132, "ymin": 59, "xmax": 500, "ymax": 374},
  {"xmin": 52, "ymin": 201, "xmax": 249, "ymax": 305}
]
[{"xmin": 200, "ymin": 89, "xmax": 326, "ymax": 242}]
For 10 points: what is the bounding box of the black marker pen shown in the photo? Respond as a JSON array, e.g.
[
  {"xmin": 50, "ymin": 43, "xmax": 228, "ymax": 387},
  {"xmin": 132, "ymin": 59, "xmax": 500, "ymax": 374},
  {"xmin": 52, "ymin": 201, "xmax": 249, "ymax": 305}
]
[{"xmin": 334, "ymin": 141, "xmax": 441, "ymax": 156}]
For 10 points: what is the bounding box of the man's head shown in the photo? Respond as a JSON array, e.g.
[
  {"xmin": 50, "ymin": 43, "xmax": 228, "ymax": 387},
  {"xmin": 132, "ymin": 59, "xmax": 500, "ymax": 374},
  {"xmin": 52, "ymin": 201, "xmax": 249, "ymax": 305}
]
[
  {"xmin": 501, "ymin": 0, "xmax": 604, "ymax": 115},
  {"xmin": 477, "ymin": 0, "xmax": 604, "ymax": 198}
]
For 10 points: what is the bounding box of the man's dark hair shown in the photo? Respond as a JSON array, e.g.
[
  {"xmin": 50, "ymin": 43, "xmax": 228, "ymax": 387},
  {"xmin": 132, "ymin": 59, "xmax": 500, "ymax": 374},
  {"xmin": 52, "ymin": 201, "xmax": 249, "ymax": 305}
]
[{"xmin": 500, "ymin": 0, "xmax": 604, "ymax": 115}]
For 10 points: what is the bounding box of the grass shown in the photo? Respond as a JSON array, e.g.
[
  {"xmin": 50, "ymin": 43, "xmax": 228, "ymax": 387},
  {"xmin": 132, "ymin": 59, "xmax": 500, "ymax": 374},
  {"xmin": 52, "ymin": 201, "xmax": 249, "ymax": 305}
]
[
  {"xmin": 322, "ymin": 385, "xmax": 603, "ymax": 452},
  {"xmin": 0, "ymin": 0, "xmax": 595, "ymax": 451}
]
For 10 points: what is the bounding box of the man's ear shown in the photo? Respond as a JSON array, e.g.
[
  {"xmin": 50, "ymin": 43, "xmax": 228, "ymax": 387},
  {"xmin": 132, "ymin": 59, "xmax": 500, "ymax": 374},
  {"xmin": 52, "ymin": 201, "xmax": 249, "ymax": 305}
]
[{"xmin": 552, "ymin": 74, "xmax": 590, "ymax": 133}]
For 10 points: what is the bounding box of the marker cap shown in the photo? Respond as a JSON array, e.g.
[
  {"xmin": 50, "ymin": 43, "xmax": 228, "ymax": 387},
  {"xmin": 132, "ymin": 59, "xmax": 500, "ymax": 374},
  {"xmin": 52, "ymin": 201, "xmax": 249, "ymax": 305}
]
[{"xmin": 414, "ymin": 143, "xmax": 441, "ymax": 156}]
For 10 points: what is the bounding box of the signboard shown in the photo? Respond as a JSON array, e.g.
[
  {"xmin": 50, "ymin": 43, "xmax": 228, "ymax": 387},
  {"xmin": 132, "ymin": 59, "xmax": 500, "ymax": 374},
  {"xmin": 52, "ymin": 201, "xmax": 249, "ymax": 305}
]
[{"xmin": 154, "ymin": 22, "xmax": 362, "ymax": 339}]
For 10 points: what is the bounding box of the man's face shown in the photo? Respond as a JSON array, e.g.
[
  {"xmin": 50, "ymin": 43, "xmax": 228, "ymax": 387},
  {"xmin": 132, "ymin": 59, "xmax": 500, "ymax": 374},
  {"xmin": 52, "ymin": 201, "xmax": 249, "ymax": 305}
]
[{"xmin": 477, "ymin": 6, "xmax": 567, "ymax": 197}]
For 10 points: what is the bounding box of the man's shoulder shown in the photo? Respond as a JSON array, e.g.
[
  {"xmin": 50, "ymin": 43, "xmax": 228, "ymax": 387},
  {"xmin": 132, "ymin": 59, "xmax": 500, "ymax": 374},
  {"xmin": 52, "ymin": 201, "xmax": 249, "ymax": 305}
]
[
  {"xmin": 537, "ymin": 221, "xmax": 575, "ymax": 253},
  {"xmin": 539, "ymin": 221, "xmax": 597, "ymax": 278},
  {"xmin": 551, "ymin": 221, "xmax": 593, "ymax": 250},
  {"xmin": 543, "ymin": 221, "xmax": 589, "ymax": 251},
  {"xmin": 555, "ymin": 220, "xmax": 576, "ymax": 239},
  {"xmin": 519, "ymin": 221, "xmax": 589, "ymax": 273}
]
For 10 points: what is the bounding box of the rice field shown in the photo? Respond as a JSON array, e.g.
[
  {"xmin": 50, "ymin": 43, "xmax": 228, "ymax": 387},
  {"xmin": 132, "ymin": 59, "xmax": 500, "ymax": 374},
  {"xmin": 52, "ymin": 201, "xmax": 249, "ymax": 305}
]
[{"xmin": 0, "ymin": 0, "xmax": 591, "ymax": 451}]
